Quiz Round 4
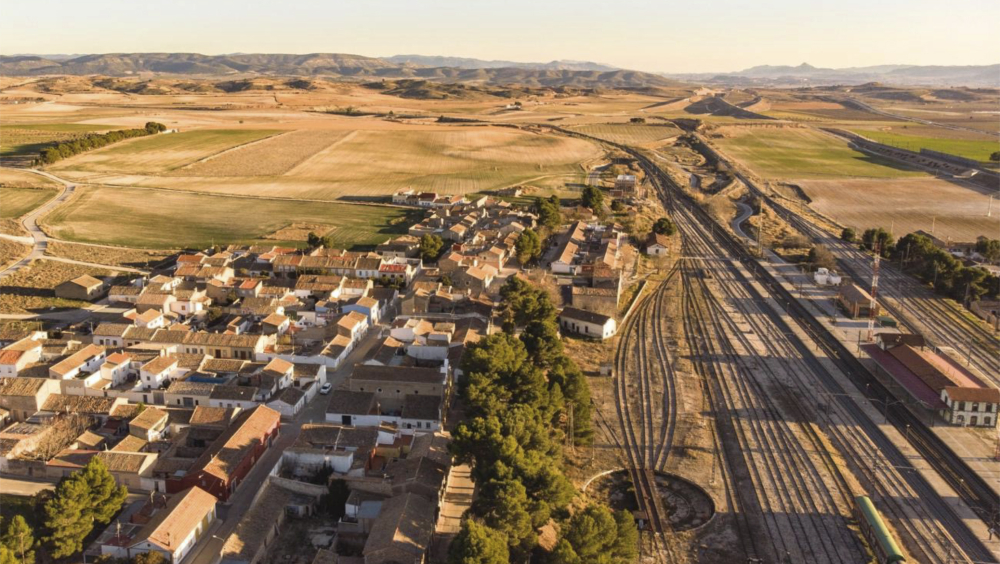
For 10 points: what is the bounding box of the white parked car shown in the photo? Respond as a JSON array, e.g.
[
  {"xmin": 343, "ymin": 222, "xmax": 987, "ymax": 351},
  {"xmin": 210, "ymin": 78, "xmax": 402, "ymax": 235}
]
[{"xmin": 320, "ymin": 383, "xmax": 333, "ymax": 395}]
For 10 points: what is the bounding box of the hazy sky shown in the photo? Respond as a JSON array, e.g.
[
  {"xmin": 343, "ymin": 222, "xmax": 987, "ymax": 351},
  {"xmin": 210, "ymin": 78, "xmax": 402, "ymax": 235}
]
[{"xmin": 3, "ymin": 0, "xmax": 996, "ymax": 73}]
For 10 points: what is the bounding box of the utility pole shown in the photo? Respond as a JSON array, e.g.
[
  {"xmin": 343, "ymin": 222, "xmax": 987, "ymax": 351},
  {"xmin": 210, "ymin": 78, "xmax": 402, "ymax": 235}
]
[{"xmin": 867, "ymin": 241, "xmax": 881, "ymax": 343}]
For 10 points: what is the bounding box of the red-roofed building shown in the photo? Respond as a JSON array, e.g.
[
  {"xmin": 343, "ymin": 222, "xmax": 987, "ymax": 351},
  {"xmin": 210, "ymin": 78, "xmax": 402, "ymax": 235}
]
[
  {"xmin": 865, "ymin": 333, "xmax": 998, "ymax": 426},
  {"xmin": 101, "ymin": 486, "xmax": 217, "ymax": 563},
  {"xmin": 166, "ymin": 406, "xmax": 281, "ymax": 501},
  {"xmin": 0, "ymin": 336, "xmax": 43, "ymax": 377}
]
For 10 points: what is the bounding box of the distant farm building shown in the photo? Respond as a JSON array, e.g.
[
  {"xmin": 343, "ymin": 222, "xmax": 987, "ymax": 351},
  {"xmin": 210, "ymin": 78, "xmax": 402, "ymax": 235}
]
[{"xmin": 55, "ymin": 275, "xmax": 105, "ymax": 301}]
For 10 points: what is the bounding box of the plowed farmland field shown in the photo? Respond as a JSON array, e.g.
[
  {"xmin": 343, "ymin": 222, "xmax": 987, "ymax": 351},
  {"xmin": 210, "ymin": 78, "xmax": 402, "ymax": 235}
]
[
  {"xmin": 176, "ymin": 130, "xmax": 354, "ymax": 176},
  {"xmin": 567, "ymin": 123, "xmax": 682, "ymax": 145},
  {"xmin": 52, "ymin": 129, "xmax": 279, "ymax": 173},
  {"xmin": 798, "ymin": 177, "xmax": 998, "ymax": 242}
]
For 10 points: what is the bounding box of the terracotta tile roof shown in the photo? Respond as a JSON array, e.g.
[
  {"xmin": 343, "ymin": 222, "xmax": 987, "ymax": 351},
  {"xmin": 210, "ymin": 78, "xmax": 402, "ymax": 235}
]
[
  {"xmin": 48, "ymin": 448, "xmax": 97, "ymax": 469},
  {"xmin": 50, "ymin": 344, "xmax": 105, "ymax": 376},
  {"xmin": 338, "ymin": 311, "xmax": 367, "ymax": 330},
  {"xmin": 263, "ymin": 357, "xmax": 293, "ymax": 375},
  {"xmin": 190, "ymin": 406, "xmax": 237, "ymax": 428},
  {"xmin": 269, "ymin": 386, "xmax": 305, "ymax": 406},
  {"xmin": 130, "ymin": 486, "xmax": 217, "ymax": 551},
  {"xmin": 326, "ymin": 390, "xmax": 378, "ymax": 416},
  {"xmin": 42, "ymin": 394, "xmax": 118, "ymax": 414},
  {"xmin": 76, "ymin": 430, "xmax": 106, "ymax": 449},
  {"xmin": 401, "ymin": 394, "xmax": 443, "ymax": 421},
  {"xmin": 166, "ymin": 380, "xmax": 215, "ymax": 396},
  {"xmin": 192, "ymin": 406, "xmax": 280, "ymax": 481},
  {"xmin": 136, "ymin": 310, "xmax": 163, "ymax": 324},
  {"xmin": 943, "ymin": 386, "xmax": 1000, "ymax": 403},
  {"xmin": 559, "ymin": 306, "xmax": 613, "ymax": 326},
  {"xmin": 66, "ymin": 274, "xmax": 103, "ymax": 289},
  {"xmin": 96, "ymin": 451, "xmax": 151, "ymax": 473},
  {"xmin": 262, "ymin": 313, "xmax": 288, "ymax": 326},
  {"xmin": 363, "ymin": 493, "xmax": 434, "ymax": 562},
  {"xmin": 141, "ymin": 355, "xmax": 178, "ymax": 375},
  {"xmin": 130, "ymin": 407, "xmax": 168, "ymax": 431},
  {"xmin": 209, "ymin": 385, "xmax": 258, "ymax": 402},
  {"xmin": 202, "ymin": 358, "xmax": 247, "ymax": 373},
  {"xmin": 105, "ymin": 352, "xmax": 131, "ymax": 365},
  {"xmin": 350, "ymin": 365, "xmax": 444, "ymax": 385},
  {"xmin": 93, "ymin": 323, "xmax": 131, "ymax": 337},
  {"xmin": 111, "ymin": 435, "xmax": 148, "ymax": 452},
  {"xmin": 0, "ymin": 350, "xmax": 23, "ymax": 365}
]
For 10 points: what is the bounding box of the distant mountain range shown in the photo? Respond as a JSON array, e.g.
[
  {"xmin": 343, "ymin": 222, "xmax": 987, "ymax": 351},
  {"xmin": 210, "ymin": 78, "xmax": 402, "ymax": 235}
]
[
  {"xmin": 3, "ymin": 53, "xmax": 994, "ymax": 88},
  {"xmin": 384, "ymin": 55, "xmax": 618, "ymax": 72},
  {"xmin": 0, "ymin": 52, "xmax": 680, "ymax": 89},
  {"xmin": 663, "ymin": 62, "xmax": 1000, "ymax": 87}
]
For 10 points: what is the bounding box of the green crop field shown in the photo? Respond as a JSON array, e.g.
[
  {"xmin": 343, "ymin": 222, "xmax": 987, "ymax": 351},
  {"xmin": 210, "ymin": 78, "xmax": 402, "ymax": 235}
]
[
  {"xmin": 51, "ymin": 129, "xmax": 279, "ymax": 173},
  {"xmin": 714, "ymin": 127, "xmax": 927, "ymax": 179},
  {"xmin": 0, "ymin": 187, "xmax": 57, "ymax": 218},
  {"xmin": 848, "ymin": 129, "xmax": 998, "ymax": 163},
  {"xmin": 43, "ymin": 185, "xmax": 424, "ymax": 249}
]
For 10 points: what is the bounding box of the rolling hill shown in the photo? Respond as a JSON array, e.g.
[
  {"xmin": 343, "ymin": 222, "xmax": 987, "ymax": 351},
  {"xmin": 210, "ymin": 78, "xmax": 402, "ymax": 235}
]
[
  {"xmin": 664, "ymin": 62, "xmax": 1000, "ymax": 87},
  {"xmin": 0, "ymin": 52, "xmax": 682, "ymax": 89}
]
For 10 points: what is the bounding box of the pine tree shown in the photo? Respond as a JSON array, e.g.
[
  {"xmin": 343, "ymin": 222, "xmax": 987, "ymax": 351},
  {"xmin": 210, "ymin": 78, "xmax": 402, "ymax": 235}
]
[
  {"xmin": 552, "ymin": 505, "xmax": 639, "ymax": 564},
  {"xmin": 44, "ymin": 476, "xmax": 92, "ymax": 558},
  {"xmin": 79, "ymin": 457, "xmax": 129, "ymax": 525},
  {"xmin": 473, "ymin": 476, "xmax": 536, "ymax": 559},
  {"xmin": 448, "ymin": 520, "xmax": 509, "ymax": 564},
  {"xmin": 1, "ymin": 515, "xmax": 36, "ymax": 564}
]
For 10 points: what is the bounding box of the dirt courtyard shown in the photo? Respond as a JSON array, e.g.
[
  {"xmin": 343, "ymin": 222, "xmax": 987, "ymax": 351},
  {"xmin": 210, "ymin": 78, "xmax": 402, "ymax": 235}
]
[{"xmin": 795, "ymin": 177, "xmax": 999, "ymax": 242}]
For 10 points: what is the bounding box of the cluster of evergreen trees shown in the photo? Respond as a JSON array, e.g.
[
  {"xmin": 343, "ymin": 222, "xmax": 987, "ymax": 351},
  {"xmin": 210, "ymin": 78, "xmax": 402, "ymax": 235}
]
[
  {"xmin": 535, "ymin": 196, "xmax": 562, "ymax": 232},
  {"xmin": 893, "ymin": 232, "xmax": 1000, "ymax": 302},
  {"xmin": 448, "ymin": 276, "xmax": 635, "ymax": 563},
  {"xmin": 846, "ymin": 228, "xmax": 1000, "ymax": 302},
  {"xmin": 1, "ymin": 457, "xmax": 127, "ymax": 563},
  {"xmin": 46, "ymin": 457, "xmax": 128, "ymax": 558},
  {"xmin": 514, "ymin": 229, "xmax": 542, "ymax": 265},
  {"xmin": 37, "ymin": 122, "xmax": 167, "ymax": 165},
  {"xmin": 581, "ymin": 186, "xmax": 604, "ymax": 213}
]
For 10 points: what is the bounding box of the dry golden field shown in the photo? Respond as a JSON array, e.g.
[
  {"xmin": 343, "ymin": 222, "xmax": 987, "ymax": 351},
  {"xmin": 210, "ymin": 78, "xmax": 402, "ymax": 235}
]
[
  {"xmin": 797, "ymin": 177, "xmax": 999, "ymax": 242},
  {"xmin": 4, "ymin": 77, "xmax": 995, "ymax": 251},
  {"xmin": 45, "ymin": 120, "xmax": 603, "ymax": 200},
  {"xmin": 567, "ymin": 123, "xmax": 682, "ymax": 146}
]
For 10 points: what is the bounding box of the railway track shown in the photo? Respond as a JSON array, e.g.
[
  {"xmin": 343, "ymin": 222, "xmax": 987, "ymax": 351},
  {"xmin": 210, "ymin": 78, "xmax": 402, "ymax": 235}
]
[
  {"xmin": 674, "ymin": 199, "xmax": 865, "ymax": 563},
  {"xmin": 692, "ymin": 132, "xmax": 1000, "ymax": 382},
  {"xmin": 544, "ymin": 123, "xmax": 997, "ymax": 561},
  {"xmin": 607, "ymin": 274, "xmax": 682, "ymax": 561},
  {"xmin": 653, "ymin": 152, "xmax": 996, "ymax": 563},
  {"xmin": 754, "ymin": 187, "xmax": 999, "ymax": 381}
]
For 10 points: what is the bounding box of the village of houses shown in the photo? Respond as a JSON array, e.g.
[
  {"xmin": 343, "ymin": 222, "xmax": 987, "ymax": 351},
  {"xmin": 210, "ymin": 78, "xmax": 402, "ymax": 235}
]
[{"xmin": 0, "ymin": 181, "xmax": 661, "ymax": 564}]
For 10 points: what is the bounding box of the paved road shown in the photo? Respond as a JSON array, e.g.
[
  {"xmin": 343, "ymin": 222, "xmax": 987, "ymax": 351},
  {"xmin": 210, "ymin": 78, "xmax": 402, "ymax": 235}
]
[
  {"xmin": 0, "ymin": 169, "xmax": 76, "ymax": 280},
  {"xmin": 587, "ymin": 163, "xmax": 609, "ymax": 187},
  {"xmin": 1, "ymin": 168, "xmax": 150, "ymax": 280},
  {"xmin": 182, "ymin": 325, "xmax": 387, "ymax": 564},
  {"xmin": 732, "ymin": 201, "xmax": 754, "ymax": 239}
]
